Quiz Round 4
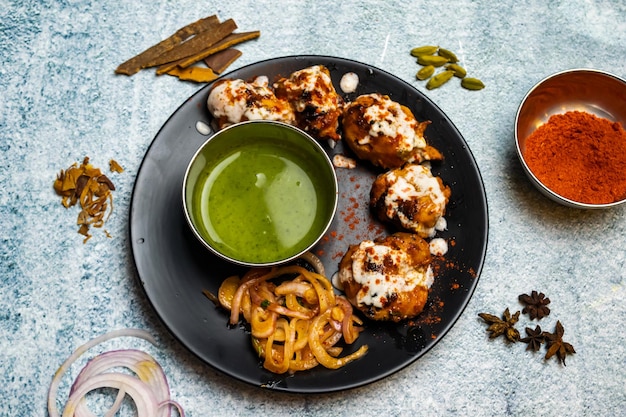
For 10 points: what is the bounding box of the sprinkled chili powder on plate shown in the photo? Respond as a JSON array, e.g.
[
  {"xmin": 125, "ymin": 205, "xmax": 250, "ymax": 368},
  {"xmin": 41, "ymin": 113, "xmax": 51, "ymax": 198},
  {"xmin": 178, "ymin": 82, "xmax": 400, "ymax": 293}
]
[{"xmin": 523, "ymin": 111, "xmax": 626, "ymax": 204}]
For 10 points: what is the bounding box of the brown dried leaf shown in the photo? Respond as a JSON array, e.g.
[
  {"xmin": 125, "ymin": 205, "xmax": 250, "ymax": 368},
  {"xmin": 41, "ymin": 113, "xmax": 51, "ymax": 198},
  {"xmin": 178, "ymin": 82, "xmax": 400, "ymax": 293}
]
[
  {"xmin": 97, "ymin": 175, "xmax": 116, "ymax": 191},
  {"xmin": 61, "ymin": 167, "xmax": 82, "ymax": 194},
  {"xmin": 74, "ymin": 175, "xmax": 90, "ymax": 198},
  {"xmin": 109, "ymin": 159, "xmax": 124, "ymax": 173},
  {"xmin": 54, "ymin": 157, "xmax": 119, "ymax": 243}
]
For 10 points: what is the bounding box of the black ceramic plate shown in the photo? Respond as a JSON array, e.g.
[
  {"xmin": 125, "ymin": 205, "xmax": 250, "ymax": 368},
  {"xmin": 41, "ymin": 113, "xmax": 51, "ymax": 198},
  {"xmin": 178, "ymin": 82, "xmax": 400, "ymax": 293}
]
[{"xmin": 130, "ymin": 55, "xmax": 488, "ymax": 393}]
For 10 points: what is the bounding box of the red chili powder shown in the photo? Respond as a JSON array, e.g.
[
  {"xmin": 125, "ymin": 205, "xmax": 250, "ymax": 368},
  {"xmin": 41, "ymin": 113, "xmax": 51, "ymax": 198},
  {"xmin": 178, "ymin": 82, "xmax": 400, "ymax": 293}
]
[{"xmin": 523, "ymin": 111, "xmax": 626, "ymax": 204}]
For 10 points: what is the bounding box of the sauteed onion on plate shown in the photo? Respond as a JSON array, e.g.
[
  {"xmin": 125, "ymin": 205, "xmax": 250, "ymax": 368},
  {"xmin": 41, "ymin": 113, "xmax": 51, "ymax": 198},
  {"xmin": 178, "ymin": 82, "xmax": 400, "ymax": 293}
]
[{"xmin": 214, "ymin": 264, "xmax": 368, "ymax": 373}]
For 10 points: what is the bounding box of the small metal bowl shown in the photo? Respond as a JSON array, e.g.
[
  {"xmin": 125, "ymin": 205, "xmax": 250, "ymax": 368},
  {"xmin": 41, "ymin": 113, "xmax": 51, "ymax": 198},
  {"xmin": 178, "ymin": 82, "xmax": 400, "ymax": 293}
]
[
  {"xmin": 183, "ymin": 120, "xmax": 338, "ymax": 267},
  {"xmin": 515, "ymin": 68, "xmax": 626, "ymax": 209}
]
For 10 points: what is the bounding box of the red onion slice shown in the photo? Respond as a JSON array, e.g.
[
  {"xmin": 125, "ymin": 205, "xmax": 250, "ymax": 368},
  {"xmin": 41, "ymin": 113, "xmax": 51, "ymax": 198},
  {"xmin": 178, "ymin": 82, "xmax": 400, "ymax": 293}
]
[{"xmin": 47, "ymin": 328, "xmax": 185, "ymax": 417}]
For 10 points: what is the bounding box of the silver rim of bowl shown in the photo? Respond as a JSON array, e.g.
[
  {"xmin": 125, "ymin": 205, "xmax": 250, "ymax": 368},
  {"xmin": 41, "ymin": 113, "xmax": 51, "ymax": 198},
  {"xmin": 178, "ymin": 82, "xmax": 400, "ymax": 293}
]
[{"xmin": 182, "ymin": 120, "xmax": 339, "ymax": 266}]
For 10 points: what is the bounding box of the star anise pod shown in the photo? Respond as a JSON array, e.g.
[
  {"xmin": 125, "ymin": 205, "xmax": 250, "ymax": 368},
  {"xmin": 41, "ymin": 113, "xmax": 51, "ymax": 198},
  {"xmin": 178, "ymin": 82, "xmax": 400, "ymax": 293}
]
[
  {"xmin": 518, "ymin": 290, "xmax": 551, "ymax": 320},
  {"xmin": 543, "ymin": 320, "xmax": 575, "ymax": 365},
  {"xmin": 519, "ymin": 325, "xmax": 544, "ymax": 352},
  {"xmin": 478, "ymin": 308, "xmax": 520, "ymax": 343}
]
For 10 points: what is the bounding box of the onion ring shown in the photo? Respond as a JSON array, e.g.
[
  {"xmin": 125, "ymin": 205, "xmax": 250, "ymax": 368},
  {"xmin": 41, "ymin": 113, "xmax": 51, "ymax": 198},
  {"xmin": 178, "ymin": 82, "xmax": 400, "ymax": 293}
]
[
  {"xmin": 308, "ymin": 310, "xmax": 368, "ymax": 369},
  {"xmin": 217, "ymin": 265, "xmax": 368, "ymax": 374},
  {"xmin": 297, "ymin": 251, "xmax": 326, "ymax": 276},
  {"xmin": 47, "ymin": 328, "xmax": 185, "ymax": 417}
]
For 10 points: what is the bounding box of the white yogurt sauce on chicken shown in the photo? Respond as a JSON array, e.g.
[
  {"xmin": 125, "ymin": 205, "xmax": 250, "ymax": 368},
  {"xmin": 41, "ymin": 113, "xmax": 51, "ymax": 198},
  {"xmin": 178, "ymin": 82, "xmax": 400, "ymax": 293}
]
[
  {"xmin": 207, "ymin": 79, "xmax": 295, "ymax": 125},
  {"xmin": 274, "ymin": 65, "xmax": 338, "ymax": 113},
  {"xmin": 348, "ymin": 240, "xmax": 434, "ymax": 308},
  {"xmin": 384, "ymin": 164, "xmax": 448, "ymax": 237},
  {"xmin": 253, "ymin": 75, "xmax": 269, "ymax": 87},
  {"xmin": 435, "ymin": 216, "xmax": 447, "ymax": 231},
  {"xmin": 357, "ymin": 94, "xmax": 427, "ymax": 154}
]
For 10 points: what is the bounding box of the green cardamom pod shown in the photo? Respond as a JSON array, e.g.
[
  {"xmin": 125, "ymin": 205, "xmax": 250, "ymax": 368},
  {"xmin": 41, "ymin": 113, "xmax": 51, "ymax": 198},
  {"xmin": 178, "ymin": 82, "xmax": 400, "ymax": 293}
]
[
  {"xmin": 426, "ymin": 70, "xmax": 455, "ymax": 90},
  {"xmin": 438, "ymin": 47, "xmax": 458, "ymax": 63},
  {"xmin": 445, "ymin": 63, "xmax": 467, "ymax": 78},
  {"xmin": 410, "ymin": 45, "xmax": 439, "ymax": 57},
  {"xmin": 461, "ymin": 77, "xmax": 486, "ymax": 90},
  {"xmin": 417, "ymin": 55, "xmax": 449, "ymax": 67},
  {"xmin": 416, "ymin": 65, "xmax": 435, "ymax": 80}
]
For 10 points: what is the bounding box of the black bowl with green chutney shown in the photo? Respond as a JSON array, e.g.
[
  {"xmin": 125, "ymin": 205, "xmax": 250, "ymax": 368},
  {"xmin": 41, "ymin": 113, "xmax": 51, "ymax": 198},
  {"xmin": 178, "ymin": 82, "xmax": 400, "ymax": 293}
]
[{"xmin": 183, "ymin": 120, "xmax": 338, "ymax": 267}]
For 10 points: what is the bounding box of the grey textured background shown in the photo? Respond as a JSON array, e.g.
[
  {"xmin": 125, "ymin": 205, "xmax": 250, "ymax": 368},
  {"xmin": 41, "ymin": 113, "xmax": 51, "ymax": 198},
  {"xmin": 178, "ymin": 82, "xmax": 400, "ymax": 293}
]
[{"xmin": 1, "ymin": 0, "xmax": 625, "ymax": 415}]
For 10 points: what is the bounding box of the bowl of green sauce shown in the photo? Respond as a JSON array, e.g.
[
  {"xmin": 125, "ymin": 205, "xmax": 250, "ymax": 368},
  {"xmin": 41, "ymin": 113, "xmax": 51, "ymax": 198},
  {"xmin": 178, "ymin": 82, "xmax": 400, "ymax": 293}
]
[{"xmin": 183, "ymin": 120, "xmax": 338, "ymax": 266}]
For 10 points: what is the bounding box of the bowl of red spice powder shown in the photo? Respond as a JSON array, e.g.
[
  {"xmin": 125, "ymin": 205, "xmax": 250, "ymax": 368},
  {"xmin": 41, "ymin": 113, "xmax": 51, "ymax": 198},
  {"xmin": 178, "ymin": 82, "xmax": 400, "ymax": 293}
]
[{"xmin": 515, "ymin": 69, "xmax": 626, "ymax": 208}]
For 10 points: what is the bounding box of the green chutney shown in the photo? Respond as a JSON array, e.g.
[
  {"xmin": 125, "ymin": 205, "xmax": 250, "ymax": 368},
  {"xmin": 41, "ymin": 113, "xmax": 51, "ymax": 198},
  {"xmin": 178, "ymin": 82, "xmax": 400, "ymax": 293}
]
[{"xmin": 189, "ymin": 136, "xmax": 335, "ymax": 263}]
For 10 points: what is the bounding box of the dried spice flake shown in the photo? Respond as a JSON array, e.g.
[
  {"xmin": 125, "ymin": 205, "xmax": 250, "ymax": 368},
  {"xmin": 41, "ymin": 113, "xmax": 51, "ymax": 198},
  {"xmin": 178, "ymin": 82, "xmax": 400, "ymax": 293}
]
[
  {"xmin": 543, "ymin": 321, "xmax": 576, "ymax": 365},
  {"xmin": 478, "ymin": 308, "xmax": 520, "ymax": 343},
  {"xmin": 519, "ymin": 325, "xmax": 544, "ymax": 352},
  {"xmin": 109, "ymin": 159, "xmax": 124, "ymax": 173},
  {"xmin": 518, "ymin": 290, "xmax": 551, "ymax": 320},
  {"xmin": 54, "ymin": 157, "xmax": 118, "ymax": 243}
]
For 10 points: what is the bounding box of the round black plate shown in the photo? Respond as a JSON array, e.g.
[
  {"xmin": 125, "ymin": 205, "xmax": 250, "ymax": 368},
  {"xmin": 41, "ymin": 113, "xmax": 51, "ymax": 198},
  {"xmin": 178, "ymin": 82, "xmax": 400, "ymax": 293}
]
[{"xmin": 130, "ymin": 55, "xmax": 488, "ymax": 393}]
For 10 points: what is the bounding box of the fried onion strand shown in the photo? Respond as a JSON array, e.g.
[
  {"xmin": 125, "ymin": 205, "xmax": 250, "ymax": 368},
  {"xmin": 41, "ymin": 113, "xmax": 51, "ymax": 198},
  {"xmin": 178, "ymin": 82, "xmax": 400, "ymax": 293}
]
[{"xmin": 217, "ymin": 265, "xmax": 368, "ymax": 373}]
